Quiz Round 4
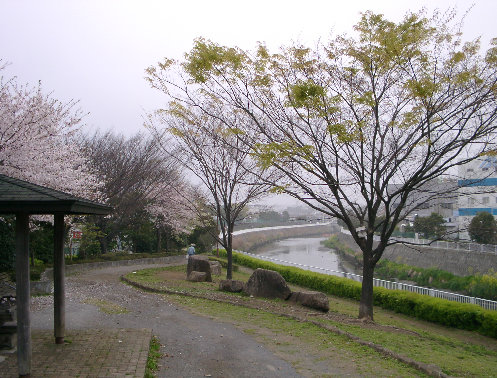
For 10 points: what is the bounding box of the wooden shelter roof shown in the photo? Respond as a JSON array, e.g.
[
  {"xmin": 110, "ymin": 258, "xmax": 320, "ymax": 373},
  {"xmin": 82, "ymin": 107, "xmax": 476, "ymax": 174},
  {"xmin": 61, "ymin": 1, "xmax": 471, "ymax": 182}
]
[{"xmin": 0, "ymin": 174, "xmax": 111, "ymax": 215}]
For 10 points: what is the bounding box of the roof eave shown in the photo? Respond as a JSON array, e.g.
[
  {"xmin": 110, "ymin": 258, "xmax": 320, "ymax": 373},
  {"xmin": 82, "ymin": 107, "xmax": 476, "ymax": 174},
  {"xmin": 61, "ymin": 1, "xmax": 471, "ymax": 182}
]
[{"xmin": 0, "ymin": 200, "xmax": 112, "ymax": 215}]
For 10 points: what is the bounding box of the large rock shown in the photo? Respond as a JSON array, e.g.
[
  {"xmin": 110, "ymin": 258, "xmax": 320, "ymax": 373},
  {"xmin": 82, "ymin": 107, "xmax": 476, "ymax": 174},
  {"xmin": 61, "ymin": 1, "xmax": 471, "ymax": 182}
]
[
  {"xmin": 244, "ymin": 268, "xmax": 291, "ymax": 300},
  {"xmin": 219, "ymin": 279, "xmax": 245, "ymax": 293},
  {"xmin": 187, "ymin": 271, "xmax": 208, "ymax": 282},
  {"xmin": 209, "ymin": 261, "xmax": 222, "ymax": 276},
  {"xmin": 288, "ymin": 291, "xmax": 329, "ymax": 312},
  {"xmin": 187, "ymin": 255, "xmax": 212, "ymax": 282}
]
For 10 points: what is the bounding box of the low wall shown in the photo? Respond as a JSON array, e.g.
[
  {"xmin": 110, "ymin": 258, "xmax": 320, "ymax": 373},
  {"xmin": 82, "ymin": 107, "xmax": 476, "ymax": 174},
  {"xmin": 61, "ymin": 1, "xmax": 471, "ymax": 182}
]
[
  {"xmin": 63, "ymin": 255, "xmax": 185, "ymax": 274},
  {"xmin": 333, "ymin": 232, "xmax": 497, "ymax": 276},
  {"xmin": 39, "ymin": 255, "xmax": 185, "ymax": 290},
  {"xmin": 232, "ymin": 224, "xmax": 332, "ymax": 252}
]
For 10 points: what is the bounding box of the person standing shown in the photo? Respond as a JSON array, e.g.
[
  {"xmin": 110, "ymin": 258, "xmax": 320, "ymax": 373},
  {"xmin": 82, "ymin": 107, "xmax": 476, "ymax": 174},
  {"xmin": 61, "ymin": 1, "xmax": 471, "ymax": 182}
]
[{"xmin": 187, "ymin": 243, "xmax": 195, "ymax": 258}]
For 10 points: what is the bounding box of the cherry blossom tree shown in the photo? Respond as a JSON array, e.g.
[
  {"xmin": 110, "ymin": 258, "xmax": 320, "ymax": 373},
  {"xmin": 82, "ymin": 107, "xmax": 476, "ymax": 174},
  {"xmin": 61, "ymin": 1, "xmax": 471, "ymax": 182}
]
[
  {"xmin": 146, "ymin": 182, "xmax": 203, "ymax": 252},
  {"xmin": 146, "ymin": 106, "xmax": 274, "ymax": 279},
  {"xmin": 0, "ymin": 63, "xmax": 100, "ymax": 199},
  {"xmin": 82, "ymin": 131, "xmax": 196, "ymax": 252}
]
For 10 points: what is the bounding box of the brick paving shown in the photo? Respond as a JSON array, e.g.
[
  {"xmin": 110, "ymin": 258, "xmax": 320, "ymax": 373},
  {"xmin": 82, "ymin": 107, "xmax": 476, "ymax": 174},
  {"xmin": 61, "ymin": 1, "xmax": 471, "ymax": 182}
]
[{"xmin": 0, "ymin": 328, "xmax": 151, "ymax": 377}]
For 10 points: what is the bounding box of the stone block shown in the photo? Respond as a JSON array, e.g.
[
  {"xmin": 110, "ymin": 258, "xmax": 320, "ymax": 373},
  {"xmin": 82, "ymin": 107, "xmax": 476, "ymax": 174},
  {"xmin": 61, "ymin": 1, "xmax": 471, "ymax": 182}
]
[
  {"xmin": 209, "ymin": 261, "xmax": 222, "ymax": 276},
  {"xmin": 187, "ymin": 271, "xmax": 208, "ymax": 282},
  {"xmin": 219, "ymin": 279, "xmax": 245, "ymax": 293},
  {"xmin": 187, "ymin": 255, "xmax": 212, "ymax": 282},
  {"xmin": 288, "ymin": 291, "xmax": 329, "ymax": 312},
  {"xmin": 243, "ymin": 268, "xmax": 291, "ymax": 300}
]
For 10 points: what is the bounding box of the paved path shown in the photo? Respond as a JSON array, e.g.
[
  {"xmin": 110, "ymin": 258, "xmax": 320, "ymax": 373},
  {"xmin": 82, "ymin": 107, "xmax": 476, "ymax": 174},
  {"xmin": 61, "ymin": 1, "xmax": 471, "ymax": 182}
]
[
  {"xmin": 0, "ymin": 329, "xmax": 151, "ymax": 377},
  {"xmin": 15, "ymin": 260, "xmax": 301, "ymax": 377}
]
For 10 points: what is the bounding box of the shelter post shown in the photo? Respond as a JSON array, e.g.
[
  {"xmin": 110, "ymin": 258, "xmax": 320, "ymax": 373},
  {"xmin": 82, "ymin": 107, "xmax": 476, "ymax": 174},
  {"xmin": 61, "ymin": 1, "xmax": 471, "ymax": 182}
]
[
  {"xmin": 53, "ymin": 213, "xmax": 65, "ymax": 344},
  {"xmin": 15, "ymin": 212, "xmax": 31, "ymax": 377}
]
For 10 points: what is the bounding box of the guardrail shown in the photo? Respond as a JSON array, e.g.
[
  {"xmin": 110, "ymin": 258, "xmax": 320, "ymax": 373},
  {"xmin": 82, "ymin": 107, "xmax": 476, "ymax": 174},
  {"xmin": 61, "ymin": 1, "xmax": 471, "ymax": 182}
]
[{"xmin": 237, "ymin": 250, "xmax": 497, "ymax": 311}]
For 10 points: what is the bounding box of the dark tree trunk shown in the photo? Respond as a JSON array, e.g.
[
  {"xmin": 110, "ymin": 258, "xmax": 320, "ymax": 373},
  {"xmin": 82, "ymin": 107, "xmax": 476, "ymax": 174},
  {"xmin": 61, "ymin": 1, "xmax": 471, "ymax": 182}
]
[
  {"xmin": 156, "ymin": 227, "xmax": 161, "ymax": 253},
  {"xmin": 99, "ymin": 236, "xmax": 108, "ymax": 254},
  {"xmin": 226, "ymin": 224, "xmax": 234, "ymax": 279},
  {"xmin": 164, "ymin": 228, "xmax": 171, "ymax": 252},
  {"xmin": 358, "ymin": 255, "xmax": 375, "ymax": 321},
  {"xmin": 226, "ymin": 247, "xmax": 233, "ymax": 279}
]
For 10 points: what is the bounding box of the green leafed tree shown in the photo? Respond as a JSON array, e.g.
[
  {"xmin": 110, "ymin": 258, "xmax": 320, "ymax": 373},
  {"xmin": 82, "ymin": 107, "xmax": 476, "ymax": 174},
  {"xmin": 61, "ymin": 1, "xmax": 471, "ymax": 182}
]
[
  {"xmin": 413, "ymin": 213, "xmax": 446, "ymax": 239},
  {"xmin": 468, "ymin": 212, "xmax": 497, "ymax": 244},
  {"xmin": 78, "ymin": 224, "xmax": 105, "ymax": 259},
  {"xmin": 146, "ymin": 10, "xmax": 497, "ymax": 320}
]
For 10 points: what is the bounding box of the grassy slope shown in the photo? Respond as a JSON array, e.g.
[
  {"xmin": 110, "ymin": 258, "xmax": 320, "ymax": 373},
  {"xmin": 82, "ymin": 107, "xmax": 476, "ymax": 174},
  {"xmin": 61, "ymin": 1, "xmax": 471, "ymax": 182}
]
[{"xmin": 125, "ymin": 264, "xmax": 497, "ymax": 377}]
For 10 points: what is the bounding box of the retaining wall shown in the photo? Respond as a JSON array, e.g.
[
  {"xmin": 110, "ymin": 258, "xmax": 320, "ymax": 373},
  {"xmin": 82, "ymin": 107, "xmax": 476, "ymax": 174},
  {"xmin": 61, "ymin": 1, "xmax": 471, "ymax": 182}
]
[
  {"xmin": 333, "ymin": 232, "xmax": 497, "ymax": 276},
  {"xmin": 232, "ymin": 224, "xmax": 332, "ymax": 252}
]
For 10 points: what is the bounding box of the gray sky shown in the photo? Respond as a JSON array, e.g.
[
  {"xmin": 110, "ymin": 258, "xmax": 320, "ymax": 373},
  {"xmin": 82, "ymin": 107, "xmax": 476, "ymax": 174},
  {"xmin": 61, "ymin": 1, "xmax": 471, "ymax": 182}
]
[{"xmin": 1, "ymin": 0, "xmax": 496, "ymax": 136}]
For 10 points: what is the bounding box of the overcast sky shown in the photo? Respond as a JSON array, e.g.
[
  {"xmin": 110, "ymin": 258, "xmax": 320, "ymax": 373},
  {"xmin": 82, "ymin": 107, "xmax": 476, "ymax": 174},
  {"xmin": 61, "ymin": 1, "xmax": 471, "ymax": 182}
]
[{"xmin": 1, "ymin": 0, "xmax": 496, "ymax": 137}]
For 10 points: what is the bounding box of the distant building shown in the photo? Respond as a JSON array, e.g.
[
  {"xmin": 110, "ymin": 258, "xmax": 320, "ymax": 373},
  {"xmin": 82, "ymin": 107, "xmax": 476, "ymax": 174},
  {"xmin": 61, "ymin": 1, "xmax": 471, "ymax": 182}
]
[
  {"xmin": 457, "ymin": 157, "xmax": 497, "ymax": 240},
  {"xmin": 389, "ymin": 179, "xmax": 459, "ymax": 234}
]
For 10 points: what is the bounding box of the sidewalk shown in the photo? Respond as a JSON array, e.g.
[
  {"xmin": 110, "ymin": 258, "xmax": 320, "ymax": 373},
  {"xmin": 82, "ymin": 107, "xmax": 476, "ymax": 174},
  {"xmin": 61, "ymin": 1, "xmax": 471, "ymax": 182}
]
[{"xmin": 0, "ymin": 328, "xmax": 151, "ymax": 377}]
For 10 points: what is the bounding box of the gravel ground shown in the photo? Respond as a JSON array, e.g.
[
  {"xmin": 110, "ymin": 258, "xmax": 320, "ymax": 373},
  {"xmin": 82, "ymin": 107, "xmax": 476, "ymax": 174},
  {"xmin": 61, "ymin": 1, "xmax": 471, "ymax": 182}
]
[{"xmin": 30, "ymin": 262, "xmax": 301, "ymax": 378}]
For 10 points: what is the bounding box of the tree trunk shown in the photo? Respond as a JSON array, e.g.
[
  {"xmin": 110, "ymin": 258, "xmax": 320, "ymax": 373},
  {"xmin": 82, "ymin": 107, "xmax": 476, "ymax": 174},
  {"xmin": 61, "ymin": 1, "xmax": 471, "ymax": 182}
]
[
  {"xmin": 99, "ymin": 236, "xmax": 108, "ymax": 254},
  {"xmin": 358, "ymin": 257, "xmax": 375, "ymax": 321},
  {"xmin": 226, "ymin": 247, "xmax": 233, "ymax": 279},
  {"xmin": 164, "ymin": 228, "xmax": 171, "ymax": 252},
  {"xmin": 156, "ymin": 227, "xmax": 161, "ymax": 253},
  {"xmin": 226, "ymin": 225, "xmax": 233, "ymax": 279}
]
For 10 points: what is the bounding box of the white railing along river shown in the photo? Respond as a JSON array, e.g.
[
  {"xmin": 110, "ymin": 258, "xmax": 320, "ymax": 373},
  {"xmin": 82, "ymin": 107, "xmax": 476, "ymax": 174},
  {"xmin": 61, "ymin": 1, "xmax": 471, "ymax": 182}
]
[{"xmin": 233, "ymin": 225, "xmax": 497, "ymax": 311}]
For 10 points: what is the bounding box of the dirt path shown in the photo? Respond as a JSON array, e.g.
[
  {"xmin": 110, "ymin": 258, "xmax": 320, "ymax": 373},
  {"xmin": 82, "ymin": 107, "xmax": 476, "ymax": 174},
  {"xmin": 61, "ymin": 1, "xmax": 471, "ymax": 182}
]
[{"xmin": 31, "ymin": 262, "xmax": 301, "ymax": 378}]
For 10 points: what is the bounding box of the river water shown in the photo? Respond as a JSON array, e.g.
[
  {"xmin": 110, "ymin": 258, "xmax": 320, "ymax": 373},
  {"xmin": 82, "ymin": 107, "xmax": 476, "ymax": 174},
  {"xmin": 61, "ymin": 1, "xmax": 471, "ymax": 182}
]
[{"xmin": 250, "ymin": 236, "xmax": 359, "ymax": 275}]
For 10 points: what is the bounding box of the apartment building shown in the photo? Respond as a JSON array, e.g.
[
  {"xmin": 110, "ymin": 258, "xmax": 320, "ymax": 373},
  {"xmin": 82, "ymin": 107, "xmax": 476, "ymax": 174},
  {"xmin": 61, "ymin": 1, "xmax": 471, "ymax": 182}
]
[{"xmin": 457, "ymin": 157, "xmax": 497, "ymax": 240}]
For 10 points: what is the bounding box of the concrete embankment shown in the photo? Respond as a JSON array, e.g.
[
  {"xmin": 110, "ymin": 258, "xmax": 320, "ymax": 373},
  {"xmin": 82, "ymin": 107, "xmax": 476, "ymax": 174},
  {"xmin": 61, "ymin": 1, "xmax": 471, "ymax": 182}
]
[
  {"xmin": 232, "ymin": 224, "xmax": 332, "ymax": 252},
  {"xmin": 333, "ymin": 231, "xmax": 497, "ymax": 276}
]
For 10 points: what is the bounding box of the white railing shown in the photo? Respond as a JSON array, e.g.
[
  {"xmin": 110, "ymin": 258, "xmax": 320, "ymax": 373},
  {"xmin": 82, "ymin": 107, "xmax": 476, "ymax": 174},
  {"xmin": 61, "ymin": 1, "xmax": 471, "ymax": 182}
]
[
  {"xmin": 237, "ymin": 250, "xmax": 497, "ymax": 311},
  {"xmin": 340, "ymin": 227, "xmax": 497, "ymax": 254}
]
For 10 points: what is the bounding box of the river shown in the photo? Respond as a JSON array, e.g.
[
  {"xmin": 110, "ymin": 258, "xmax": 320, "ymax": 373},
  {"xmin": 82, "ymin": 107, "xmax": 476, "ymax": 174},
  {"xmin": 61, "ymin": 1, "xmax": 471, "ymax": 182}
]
[{"xmin": 250, "ymin": 236, "xmax": 359, "ymax": 276}]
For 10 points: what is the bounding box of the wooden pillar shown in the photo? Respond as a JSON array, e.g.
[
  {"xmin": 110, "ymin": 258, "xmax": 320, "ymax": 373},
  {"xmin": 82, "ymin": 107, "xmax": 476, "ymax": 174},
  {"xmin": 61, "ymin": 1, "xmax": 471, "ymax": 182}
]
[
  {"xmin": 16, "ymin": 212, "xmax": 31, "ymax": 377},
  {"xmin": 53, "ymin": 213, "xmax": 65, "ymax": 344}
]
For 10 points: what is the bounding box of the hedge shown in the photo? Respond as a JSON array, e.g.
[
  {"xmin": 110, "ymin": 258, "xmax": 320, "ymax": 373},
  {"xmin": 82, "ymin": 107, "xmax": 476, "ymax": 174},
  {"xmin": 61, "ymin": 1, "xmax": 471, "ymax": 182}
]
[{"xmin": 218, "ymin": 250, "xmax": 497, "ymax": 339}]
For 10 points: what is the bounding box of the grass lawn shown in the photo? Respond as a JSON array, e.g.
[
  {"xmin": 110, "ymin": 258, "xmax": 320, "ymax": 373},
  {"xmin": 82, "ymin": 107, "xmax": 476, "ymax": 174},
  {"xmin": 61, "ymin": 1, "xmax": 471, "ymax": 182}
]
[{"xmin": 124, "ymin": 262, "xmax": 497, "ymax": 377}]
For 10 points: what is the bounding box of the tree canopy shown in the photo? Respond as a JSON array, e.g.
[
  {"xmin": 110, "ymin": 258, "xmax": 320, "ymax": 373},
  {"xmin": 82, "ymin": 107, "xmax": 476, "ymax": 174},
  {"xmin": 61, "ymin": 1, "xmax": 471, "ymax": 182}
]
[
  {"xmin": 82, "ymin": 131, "xmax": 196, "ymax": 253},
  {"xmin": 413, "ymin": 213, "xmax": 446, "ymax": 239},
  {"xmin": 147, "ymin": 10, "xmax": 497, "ymax": 320},
  {"xmin": 468, "ymin": 212, "xmax": 497, "ymax": 244},
  {"xmin": 0, "ymin": 63, "xmax": 100, "ymax": 199},
  {"xmin": 146, "ymin": 105, "xmax": 272, "ymax": 279}
]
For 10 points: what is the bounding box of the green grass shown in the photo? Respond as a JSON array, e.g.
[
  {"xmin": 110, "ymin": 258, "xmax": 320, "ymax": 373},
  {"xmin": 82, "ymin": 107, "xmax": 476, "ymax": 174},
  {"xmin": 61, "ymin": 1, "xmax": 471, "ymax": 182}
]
[
  {"xmin": 145, "ymin": 336, "xmax": 161, "ymax": 378},
  {"xmin": 126, "ymin": 263, "xmax": 497, "ymax": 377},
  {"xmin": 128, "ymin": 266, "xmax": 171, "ymax": 282},
  {"xmin": 82, "ymin": 298, "xmax": 129, "ymax": 314},
  {"xmin": 170, "ymin": 295, "xmax": 424, "ymax": 377},
  {"xmin": 318, "ymin": 317, "xmax": 497, "ymax": 376}
]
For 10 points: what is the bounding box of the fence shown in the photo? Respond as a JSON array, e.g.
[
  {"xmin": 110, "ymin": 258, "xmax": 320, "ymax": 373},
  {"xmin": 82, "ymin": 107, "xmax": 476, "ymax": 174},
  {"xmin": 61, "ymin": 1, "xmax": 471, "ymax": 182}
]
[
  {"xmin": 340, "ymin": 228, "xmax": 497, "ymax": 254},
  {"xmin": 237, "ymin": 250, "xmax": 497, "ymax": 311}
]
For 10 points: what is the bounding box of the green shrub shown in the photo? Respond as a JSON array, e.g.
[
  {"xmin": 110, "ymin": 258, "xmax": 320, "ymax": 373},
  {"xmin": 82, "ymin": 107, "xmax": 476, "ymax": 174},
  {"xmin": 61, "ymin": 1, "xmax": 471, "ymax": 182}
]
[
  {"xmin": 8, "ymin": 259, "xmax": 47, "ymax": 282},
  {"xmin": 375, "ymin": 259, "xmax": 497, "ymax": 301},
  {"xmin": 222, "ymin": 250, "xmax": 497, "ymax": 339},
  {"xmin": 469, "ymin": 272, "xmax": 497, "ymax": 301}
]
